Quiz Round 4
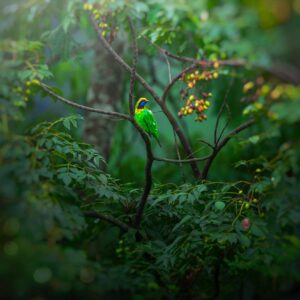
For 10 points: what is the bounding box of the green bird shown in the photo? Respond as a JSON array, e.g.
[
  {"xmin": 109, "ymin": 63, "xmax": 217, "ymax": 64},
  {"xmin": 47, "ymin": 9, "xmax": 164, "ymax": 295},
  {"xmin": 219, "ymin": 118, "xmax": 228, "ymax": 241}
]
[{"xmin": 134, "ymin": 97, "xmax": 161, "ymax": 147}]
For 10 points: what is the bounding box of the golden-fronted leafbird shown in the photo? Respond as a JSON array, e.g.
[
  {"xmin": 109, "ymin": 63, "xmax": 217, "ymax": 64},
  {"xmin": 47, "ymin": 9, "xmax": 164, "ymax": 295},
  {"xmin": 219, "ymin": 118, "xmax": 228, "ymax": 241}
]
[{"xmin": 134, "ymin": 97, "xmax": 161, "ymax": 147}]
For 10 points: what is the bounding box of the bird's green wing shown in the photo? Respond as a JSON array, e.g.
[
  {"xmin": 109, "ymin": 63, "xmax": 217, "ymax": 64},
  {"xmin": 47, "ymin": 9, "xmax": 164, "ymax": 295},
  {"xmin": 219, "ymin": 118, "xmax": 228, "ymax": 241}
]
[{"xmin": 135, "ymin": 109, "xmax": 161, "ymax": 146}]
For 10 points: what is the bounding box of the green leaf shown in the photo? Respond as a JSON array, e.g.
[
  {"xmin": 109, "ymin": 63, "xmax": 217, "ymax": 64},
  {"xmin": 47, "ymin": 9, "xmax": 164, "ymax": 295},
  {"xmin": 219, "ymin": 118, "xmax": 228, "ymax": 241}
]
[
  {"xmin": 215, "ymin": 201, "xmax": 225, "ymax": 210},
  {"xmin": 172, "ymin": 215, "xmax": 192, "ymax": 232},
  {"xmin": 63, "ymin": 119, "xmax": 71, "ymax": 130}
]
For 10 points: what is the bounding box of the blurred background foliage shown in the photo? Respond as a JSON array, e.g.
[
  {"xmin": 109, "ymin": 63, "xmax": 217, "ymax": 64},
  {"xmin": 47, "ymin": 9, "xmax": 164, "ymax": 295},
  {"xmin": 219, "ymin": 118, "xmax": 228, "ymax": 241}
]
[{"xmin": 1, "ymin": 0, "xmax": 300, "ymax": 299}]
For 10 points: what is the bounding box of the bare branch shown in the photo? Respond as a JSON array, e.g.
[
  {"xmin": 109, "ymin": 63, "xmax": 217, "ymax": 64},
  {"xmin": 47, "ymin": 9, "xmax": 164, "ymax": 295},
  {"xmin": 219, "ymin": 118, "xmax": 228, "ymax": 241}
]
[
  {"xmin": 214, "ymin": 79, "xmax": 234, "ymax": 145},
  {"xmin": 198, "ymin": 139, "xmax": 214, "ymax": 150},
  {"xmin": 160, "ymin": 101, "xmax": 201, "ymax": 178},
  {"xmin": 143, "ymin": 39, "xmax": 300, "ymax": 85},
  {"xmin": 40, "ymin": 83, "xmax": 130, "ymax": 120},
  {"xmin": 202, "ymin": 118, "xmax": 255, "ymax": 179},
  {"xmin": 154, "ymin": 155, "xmax": 211, "ymax": 164},
  {"xmin": 84, "ymin": 211, "xmax": 130, "ymax": 232},
  {"xmin": 135, "ymin": 151, "xmax": 153, "ymax": 229}
]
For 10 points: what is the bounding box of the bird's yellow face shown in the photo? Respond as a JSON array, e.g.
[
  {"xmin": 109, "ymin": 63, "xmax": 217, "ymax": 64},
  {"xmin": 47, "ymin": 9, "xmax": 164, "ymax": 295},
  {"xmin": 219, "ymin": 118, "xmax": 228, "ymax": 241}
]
[{"xmin": 135, "ymin": 97, "xmax": 149, "ymax": 113}]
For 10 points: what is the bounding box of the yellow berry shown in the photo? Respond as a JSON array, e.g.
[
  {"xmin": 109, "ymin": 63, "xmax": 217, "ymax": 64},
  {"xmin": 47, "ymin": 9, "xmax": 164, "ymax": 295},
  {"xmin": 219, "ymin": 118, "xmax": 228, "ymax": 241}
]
[
  {"xmin": 83, "ymin": 3, "xmax": 93, "ymax": 11},
  {"xmin": 205, "ymin": 100, "xmax": 210, "ymax": 106},
  {"xmin": 213, "ymin": 62, "xmax": 219, "ymax": 69},
  {"xmin": 261, "ymin": 84, "xmax": 270, "ymax": 95},
  {"xmin": 102, "ymin": 31, "xmax": 107, "ymax": 37},
  {"xmin": 188, "ymin": 108, "xmax": 193, "ymax": 114},
  {"xmin": 254, "ymin": 102, "xmax": 263, "ymax": 110},
  {"xmin": 189, "ymin": 95, "xmax": 195, "ymax": 100},
  {"xmin": 243, "ymin": 82, "xmax": 254, "ymax": 93},
  {"xmin": 31, "ymin": 79, "xmax": 40, "ymax": 85},
  {"xmin": 213, "ymin": 72, "xmax": 218, "ymax": 79},
  {"xmin": 26, "ymin": 81, "xmax": 31, "ymax": 86},
  {"xmin": 203, "ymin": 105, "xmax": 208, "ymax": 110}
]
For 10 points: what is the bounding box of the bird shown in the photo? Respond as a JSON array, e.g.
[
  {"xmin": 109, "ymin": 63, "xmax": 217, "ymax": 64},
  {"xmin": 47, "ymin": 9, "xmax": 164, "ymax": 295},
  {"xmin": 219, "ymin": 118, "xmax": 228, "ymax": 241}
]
[{"xmin": 134, "ymin": 97, "xmax": 161, "ymax": 147}]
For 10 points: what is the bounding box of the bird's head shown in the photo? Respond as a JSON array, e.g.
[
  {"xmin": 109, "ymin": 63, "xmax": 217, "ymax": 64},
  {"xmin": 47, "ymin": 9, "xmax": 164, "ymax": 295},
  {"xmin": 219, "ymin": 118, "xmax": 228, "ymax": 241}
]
[{"xmin": 135, "ymin": 97, "xmax": 149, "ymax": 110}]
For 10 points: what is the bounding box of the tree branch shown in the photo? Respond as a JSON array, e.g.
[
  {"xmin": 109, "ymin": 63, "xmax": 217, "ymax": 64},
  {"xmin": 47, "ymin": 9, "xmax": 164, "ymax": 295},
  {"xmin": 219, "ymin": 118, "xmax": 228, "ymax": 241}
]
[
  {"xmin": 154, "ymin": 155, "xmax": 211, "ymax": 164},
  {"xmin": 40, "ymin": 83, "xmax": 130, "ymax": 120},
  {"xmin": 214, "ymin": 79, "xmax": 234, "ymax": 145},
  {"xmin": 144, "ymin": 39, "xmax": 300, "ymax": 84},
  {"xmin": 201, "ymin": 118, "xmax": 255, "ymax": 179},
  {"xmin": 88, "ymin": 11, "xmax": 201, "ymax": 179},
  {"xmin": 84, "ymin": 211, "xmax": 130, "ymax": 232},
  {"xmin": 88, "ymin": 13, "xmax": 161, "ymax": 103}
]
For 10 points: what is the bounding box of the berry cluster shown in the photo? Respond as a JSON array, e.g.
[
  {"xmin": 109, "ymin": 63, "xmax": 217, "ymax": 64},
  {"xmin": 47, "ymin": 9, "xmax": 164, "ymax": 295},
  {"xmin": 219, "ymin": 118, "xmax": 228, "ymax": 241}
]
[
  {"xmin": 178, "ymin": 92, "xmax": 212, "ymax": 122},
  {"xmin": 13, "ymin": 79, "xmax": 40, "ymax": 105},
  {"xmin": 242, "ymin": 77, "xmax": 283, "ymax": 121},
  {"xmin": 183, "ymin": 70, "xmax": 219, "ymax": 89},
  {"xmin": 177, "ymin": 63, "xmax": 220, "ymax": 122},
  {"xmin": 83, "ymin": 2, "xmax": 118, "ymax": 41}
]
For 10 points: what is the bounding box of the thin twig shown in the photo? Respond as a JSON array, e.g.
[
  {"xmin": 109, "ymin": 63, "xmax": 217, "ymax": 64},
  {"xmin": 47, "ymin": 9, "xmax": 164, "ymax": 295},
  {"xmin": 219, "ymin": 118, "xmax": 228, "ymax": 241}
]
[
  {"xmin": 40, "ymin": 83, "xmax": 130, "ymax": 120},
  {"xmin": 154, "ymin": 155, "xmax": 211, "ymax": 164},
  {"xmin": 173, "ymin": 129, "xmax": 186, "ymax": 181},
  {"xmin": 84, "ymin": 211, "xmax": 130, "ymax": 232},
  {"xmin": 162, "ymin": 51, "xmax": 172, "ymax": 83},
  {"xmin": 162, "ymin": 64, "xmax": 197, "ymax": 103},
  {"xmin": 144, "ymin": 39, "xmax": 300, "ymax": 84},
  {"xmin": 214, "ymin": 78, "xmax": 234, "ymax": 146},
  {"xmin": 201, "ymin": 119, "xmax": 255, "ymax": 179},
  {"xmin": 198, "ymin": 139, "xmax": 214, "ymax": 150}
]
